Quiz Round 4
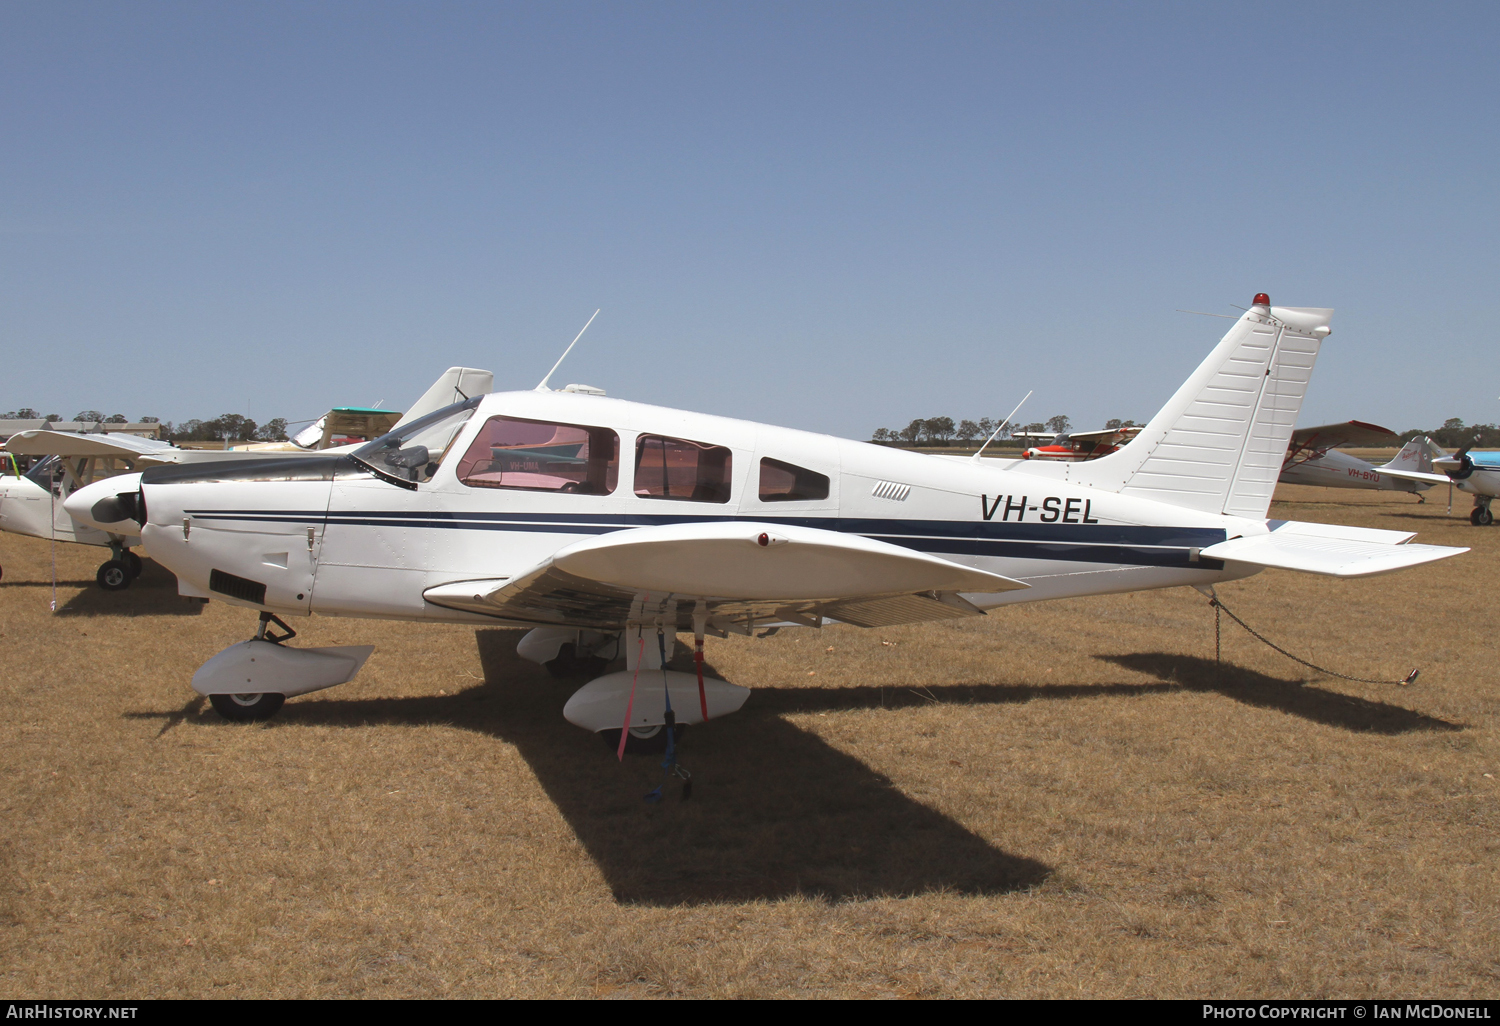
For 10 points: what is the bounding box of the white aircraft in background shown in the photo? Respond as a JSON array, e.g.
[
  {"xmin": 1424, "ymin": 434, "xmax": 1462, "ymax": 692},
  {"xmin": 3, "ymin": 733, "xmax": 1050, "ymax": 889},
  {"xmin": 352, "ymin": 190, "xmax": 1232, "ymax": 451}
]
[
  {"xmin": 1377, "ymin": 446, "xmax": 1500, "ymax": 526},
  {"xmin": 66, "ymin": 295, "xmax": 1465, "ymax": 771},
  {"xmin": 1278, "ymin": 421, "xmax": 1442, "ymax": 498},
  {"xmin": 1022, "ymin": 418, "xmax": 1443, "ymax": 499},
  {"xmin": 0, "ymin": 368, "xmax": 492, "ymax": 589}
]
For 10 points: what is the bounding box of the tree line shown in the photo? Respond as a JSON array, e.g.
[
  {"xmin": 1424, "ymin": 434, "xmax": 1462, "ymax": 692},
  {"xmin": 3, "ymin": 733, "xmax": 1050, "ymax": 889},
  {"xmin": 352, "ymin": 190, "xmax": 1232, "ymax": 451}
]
[
  {"xmin": 870, "ymin": 414, "xmax": 1500, "ymax": 449},
  {"xmin": 1402, "ymin": 419, "xmax": 1500, "ymax": 449},
  {"xmin": 1, "ymin": 408, "xmax": 289, "ymax": 443},
  {"xmin": 872, "ymin": 414, "xmax": 1142, "ymax": 446}
]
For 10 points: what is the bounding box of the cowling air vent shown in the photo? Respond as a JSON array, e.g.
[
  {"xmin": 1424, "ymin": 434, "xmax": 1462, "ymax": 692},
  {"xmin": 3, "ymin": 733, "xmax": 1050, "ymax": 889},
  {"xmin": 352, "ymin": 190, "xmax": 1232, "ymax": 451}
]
[
  {"xmin": 871, "ymin": 480, "xmax": 911, "ymax": 502},
  {"xmin": 209, "ymin": 569, "xmax": 267, "ymax": 605}
]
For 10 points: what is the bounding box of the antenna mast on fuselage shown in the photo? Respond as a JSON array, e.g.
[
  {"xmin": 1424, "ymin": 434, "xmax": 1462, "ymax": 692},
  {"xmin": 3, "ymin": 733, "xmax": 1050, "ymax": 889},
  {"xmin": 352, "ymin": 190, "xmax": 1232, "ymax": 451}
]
[
  {"xmin": 971, "ymin": 390, "xmax": 1032, "ymax": 462},
  {"xmin": 535, "ymin": 309, "xmax": 601, "ymax": 391}
]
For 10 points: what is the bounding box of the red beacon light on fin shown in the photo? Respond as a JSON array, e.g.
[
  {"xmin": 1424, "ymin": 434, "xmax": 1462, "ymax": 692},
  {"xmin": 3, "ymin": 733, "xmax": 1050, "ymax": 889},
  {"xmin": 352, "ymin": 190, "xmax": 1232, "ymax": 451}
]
[{"xmin": 1253, "ymin": 293, "xmax": 1271, "ymax": 307}]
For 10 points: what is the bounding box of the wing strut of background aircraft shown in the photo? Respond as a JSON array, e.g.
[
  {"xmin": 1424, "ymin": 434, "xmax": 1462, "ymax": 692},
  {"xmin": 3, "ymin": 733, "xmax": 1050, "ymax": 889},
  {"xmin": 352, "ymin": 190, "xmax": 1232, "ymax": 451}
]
[{"xmin": 62, "ymin": 295, "xmax": 1467, "ymax": 783}]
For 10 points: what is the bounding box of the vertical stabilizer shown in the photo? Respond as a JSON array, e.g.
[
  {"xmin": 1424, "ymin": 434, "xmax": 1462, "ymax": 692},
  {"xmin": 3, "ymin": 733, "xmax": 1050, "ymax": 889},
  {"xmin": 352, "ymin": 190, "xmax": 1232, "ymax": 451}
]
[
  {"xmin": 392, "ymin": 367, "xmax": 495, "ymax": 429},
  {"xmin": 1070, "ymin": 296, "xmax": 1332, "ymax": 519},
  {"xmin": 1381, "ymin": 437, "xmax": 1435, "ymax": 475}
]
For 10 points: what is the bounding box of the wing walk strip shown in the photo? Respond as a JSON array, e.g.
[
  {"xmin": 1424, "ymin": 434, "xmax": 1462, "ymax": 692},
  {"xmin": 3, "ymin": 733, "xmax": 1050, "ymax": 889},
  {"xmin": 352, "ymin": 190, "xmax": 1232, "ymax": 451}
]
[{"xmin": 182, "ymin": 509, "xmax": 1229, "ymax": 570}]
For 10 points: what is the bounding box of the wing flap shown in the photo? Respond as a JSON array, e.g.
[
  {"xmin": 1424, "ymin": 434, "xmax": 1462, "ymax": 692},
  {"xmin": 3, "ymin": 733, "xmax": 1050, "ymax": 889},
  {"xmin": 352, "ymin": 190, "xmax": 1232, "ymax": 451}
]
[{"xmin": 421, "ymin": 522, "xmax": 1027, "ymax": 630}]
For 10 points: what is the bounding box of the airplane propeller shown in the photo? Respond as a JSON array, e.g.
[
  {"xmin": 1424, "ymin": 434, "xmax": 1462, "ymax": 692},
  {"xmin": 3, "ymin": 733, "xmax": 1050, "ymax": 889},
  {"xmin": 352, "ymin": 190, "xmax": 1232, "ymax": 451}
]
[{"xmin": 1450, "ymin": 446, "xmax": 1476, "ymax": 481}]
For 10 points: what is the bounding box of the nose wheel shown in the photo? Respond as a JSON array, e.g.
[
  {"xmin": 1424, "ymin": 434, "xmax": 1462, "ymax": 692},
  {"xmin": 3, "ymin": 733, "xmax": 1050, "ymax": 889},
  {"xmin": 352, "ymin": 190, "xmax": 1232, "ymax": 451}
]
[
  {"xmin": 95, "ymin": 548, "xmax": 144, "ymax": 591},
  {"xmin": 1471, "ymin": 504, "xmax": 1493, "ymax": 526}
]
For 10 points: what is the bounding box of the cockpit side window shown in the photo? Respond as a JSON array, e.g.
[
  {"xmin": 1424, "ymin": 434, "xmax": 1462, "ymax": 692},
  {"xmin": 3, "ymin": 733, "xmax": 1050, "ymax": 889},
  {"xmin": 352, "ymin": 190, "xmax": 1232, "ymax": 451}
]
[
  {"xmin": 758, "ymin": 457, "xmax": 830, "ymax": 502},
  {"xmin": 634, "ymin": 435, "xmax": 732, "ymax": 503},
  {"xmin": 455, "ymin": 416, "xmax": 619, "ymax": 494},
  {"xmin": 351, "ymin": 397, "xmax": 480, "ymax": 486}
]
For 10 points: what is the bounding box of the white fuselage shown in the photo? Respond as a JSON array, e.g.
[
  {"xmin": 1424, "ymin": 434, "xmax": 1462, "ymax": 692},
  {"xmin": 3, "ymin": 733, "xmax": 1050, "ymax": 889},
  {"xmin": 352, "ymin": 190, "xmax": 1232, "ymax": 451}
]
[
  {"xmin": 126, "ymin": 390, "xmax": 1269, "ymax": 624},
  {"xmin": 0, "ymin": 459, "xmax": 137, "ymax": 548},
  {"xmin": 1278, "ymin": 448, "xmax": 1424, "ymax": 492},
  {"xmin": 1454, "ymin": 463, "xmax": 1500, "ymax": 499}
]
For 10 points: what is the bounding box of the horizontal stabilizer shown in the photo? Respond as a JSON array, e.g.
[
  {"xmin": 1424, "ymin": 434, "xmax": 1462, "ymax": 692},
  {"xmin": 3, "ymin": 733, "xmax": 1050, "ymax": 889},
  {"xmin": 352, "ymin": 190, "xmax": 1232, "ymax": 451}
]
[
  {"xmin": 1264, "ymin": 520, "xmax": 1417, "ymax": 545},
  {"xmin": 1370, "ymin": 466, "xmax": 1451, "ymax": 486},
  {"xmin": 1200, "ymin": 533, "xmax": 1466, "ymax": 578}
]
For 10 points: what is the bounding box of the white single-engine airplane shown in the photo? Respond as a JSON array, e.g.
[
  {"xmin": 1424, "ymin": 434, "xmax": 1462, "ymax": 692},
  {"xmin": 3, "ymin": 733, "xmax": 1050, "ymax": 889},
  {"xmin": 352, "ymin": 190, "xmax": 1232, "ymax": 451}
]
[
  {"xmin": 0, "ymin": 368, "xmax": 492, "ymax": 588},
  {"xmin": 66, "ymin": 296, "xmax": 1466, "ymax": 763},
  {"xmin": 1278, "ymin": 421, "xmax": 1441, "ymax": 498}
]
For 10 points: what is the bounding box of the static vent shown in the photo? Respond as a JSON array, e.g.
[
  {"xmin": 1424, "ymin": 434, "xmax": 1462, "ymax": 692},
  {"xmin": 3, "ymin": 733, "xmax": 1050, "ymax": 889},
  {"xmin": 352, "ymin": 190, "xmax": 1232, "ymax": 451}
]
[
  {"xmin": 210, "ymin": 569, "xmax": 267, "ymax": 605},
  {"xmin": 871, "ymin": 480, "xmax": 911, "ymax": 502}
]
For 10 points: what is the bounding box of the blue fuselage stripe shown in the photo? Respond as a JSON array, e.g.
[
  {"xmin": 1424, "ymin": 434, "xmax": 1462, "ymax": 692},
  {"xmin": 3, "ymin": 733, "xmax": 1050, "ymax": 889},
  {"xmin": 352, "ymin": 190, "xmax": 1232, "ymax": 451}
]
[{"xmin": 180, "ymin": 508, "xmax": 1228, "ymax": 570}]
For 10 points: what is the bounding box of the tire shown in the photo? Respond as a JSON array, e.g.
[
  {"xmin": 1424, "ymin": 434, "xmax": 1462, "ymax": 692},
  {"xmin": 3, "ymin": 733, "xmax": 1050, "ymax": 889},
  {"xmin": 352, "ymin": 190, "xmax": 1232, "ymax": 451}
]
[
  {"xmin": 123, "ymin": 551, "xmax": 143, "ymax": 578},
  {"xmin": 544, "ymin": 643, "xmax": 609, "ymax": 679},
  {"xmin": 96, "ymin": 560, "xmax": 132, "ymax": 591},
  {"xmin": 1471, "ymin": 506, "xmax": 1493, "ymax": 526},
  {"xmin": 209, "ymin": 692, "xmax": 286, "ymax": 722},
  {"xmin": 598, "ymin": 724, "xmax": 686, "ymax": 755}
]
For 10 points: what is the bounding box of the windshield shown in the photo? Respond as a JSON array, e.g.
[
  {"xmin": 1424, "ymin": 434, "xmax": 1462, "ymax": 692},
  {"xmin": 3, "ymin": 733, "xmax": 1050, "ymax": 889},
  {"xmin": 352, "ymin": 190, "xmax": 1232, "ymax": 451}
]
[
  {"xmin": 351, "ymin": 398, "xmax": 480, "ymax": 485},
  {"xmin": 23, "ymin": 455, "xmax": 60, "ymax": 488}
]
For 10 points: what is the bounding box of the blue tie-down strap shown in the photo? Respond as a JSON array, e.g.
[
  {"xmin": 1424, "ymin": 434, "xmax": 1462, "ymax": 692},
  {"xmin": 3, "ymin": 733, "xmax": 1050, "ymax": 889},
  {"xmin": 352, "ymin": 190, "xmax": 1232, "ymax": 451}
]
[{"xmin": 643, "ymin": 634, "xmax": 693, "ymax": 802}]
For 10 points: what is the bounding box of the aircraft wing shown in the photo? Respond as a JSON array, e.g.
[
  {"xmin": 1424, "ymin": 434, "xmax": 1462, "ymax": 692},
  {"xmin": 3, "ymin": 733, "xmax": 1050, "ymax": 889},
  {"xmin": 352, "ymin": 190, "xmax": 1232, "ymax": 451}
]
[
  {"xmin": 2, "ymin": 430, "xmax": 174, "ymax": 460},
  {"xmin": 1369, "ymin": 467, "xmax": 1451, "ymax": 485},
  {"xmin": 422, "ymin": 521, "xmax": 1027, "ymax": 631},
  {"xmin": 1067, "ymin": 426, "xmax": 1142, "ymax": 444},
  {"xmin": 1289, "ymin": 420, "xmax": 1400, "ymax": 450},
  {"xmin": 1201, "ymin": 522, "xmax": 1465, "ymax": 578}
]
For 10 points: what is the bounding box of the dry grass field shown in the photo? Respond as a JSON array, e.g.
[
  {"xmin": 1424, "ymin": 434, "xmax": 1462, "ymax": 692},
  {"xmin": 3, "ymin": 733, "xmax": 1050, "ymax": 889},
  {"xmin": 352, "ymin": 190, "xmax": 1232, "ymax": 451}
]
[{"xmin": 1, "ymin": 484, "xmax": 1495, "ymax": 998}]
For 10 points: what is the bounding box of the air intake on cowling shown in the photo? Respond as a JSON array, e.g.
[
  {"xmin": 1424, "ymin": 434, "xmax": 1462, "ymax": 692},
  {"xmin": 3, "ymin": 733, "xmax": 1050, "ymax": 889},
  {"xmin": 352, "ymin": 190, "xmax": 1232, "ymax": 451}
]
[{"xmin": 209, "ymin": 569, "xmax": 267, "ymax": 605}]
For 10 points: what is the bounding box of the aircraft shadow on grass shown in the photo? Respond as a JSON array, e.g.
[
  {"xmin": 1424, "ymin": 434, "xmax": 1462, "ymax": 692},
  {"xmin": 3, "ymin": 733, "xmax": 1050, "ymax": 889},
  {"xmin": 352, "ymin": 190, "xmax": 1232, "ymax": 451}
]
[
  {"xmin": 126, "ymin": 630, "xmax": 1466, "ymax": 904},
  {"xmin": 0, "ymin": 578, "xmax": 96, "ymax": 589},
  {"xmin": 1098, "ymin": 653, "xmax": 1463, "ymax": 735},
  {"xmin": 136, "ymin": 628, "xmax": 1057, "ymax": 906},
  {"xmin": 52, "ymin": 561, "xmax": 204, "ymax": 618}
]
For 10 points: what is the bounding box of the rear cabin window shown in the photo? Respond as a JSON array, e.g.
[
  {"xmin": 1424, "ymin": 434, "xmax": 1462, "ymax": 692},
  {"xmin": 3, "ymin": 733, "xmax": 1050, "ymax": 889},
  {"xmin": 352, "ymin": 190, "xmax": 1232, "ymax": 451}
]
[
  {"xmin": 758, "ymin": 457, "xmax": 830, "ymax": 502},
  {"xmin": 456, "ymin": 416, "xmax": 619, "ymax": 494},
  {"xmin": 634, "ymin": 434, "xmax": 732, "ymax": 503}
]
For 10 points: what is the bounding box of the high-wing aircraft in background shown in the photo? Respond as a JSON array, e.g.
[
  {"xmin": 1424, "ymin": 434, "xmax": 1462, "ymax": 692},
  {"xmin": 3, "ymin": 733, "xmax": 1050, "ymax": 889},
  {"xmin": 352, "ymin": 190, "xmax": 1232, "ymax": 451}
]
[
  {"xmin": 1019, "ymin": 425, "xmax": 1143, "ymax": 461},
  {"xmin": 1016, "ymin": 417, "xmax": 1445, "ymax": 500},
  {"xmin": 1278, "ymin": 421, "xmax": 1442, "ymax": 498},
  {"xmin": 65, "ymin": 296, "xmax": 1466, "ymax": 765},
  {"xmin": 0, "ymin": 368, "xmax": 492, "ymax": 588}
]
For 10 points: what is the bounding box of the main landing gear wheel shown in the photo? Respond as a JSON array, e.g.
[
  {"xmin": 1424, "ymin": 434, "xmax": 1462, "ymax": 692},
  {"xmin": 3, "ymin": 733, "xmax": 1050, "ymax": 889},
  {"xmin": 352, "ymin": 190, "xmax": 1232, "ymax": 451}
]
[
  {"xmin": 545, "ymin": 643, "xmax": 609, "ymax": 679},
  {"xmin": 599, "ymin": 724, "xmax": 687, "ymax": 755},
  {"xmin": 123, "ymin": 551, "xmax": 143, "ymax": 578},
  {"xmin": 209, "ymin": 692, "xmax": 286, "ymax": 722},
  {"xmin": 1471, "ymin": 506, "xmax": 1493, "ymax": 526},
  {"xmin": 96, "ymin": 560, "xmax": 132, "ymax": 591}
]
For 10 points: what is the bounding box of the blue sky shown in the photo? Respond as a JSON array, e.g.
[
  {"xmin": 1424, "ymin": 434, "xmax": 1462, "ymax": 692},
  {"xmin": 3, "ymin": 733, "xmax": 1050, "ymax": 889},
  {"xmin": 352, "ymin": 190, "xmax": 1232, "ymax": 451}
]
[{"xmin": 2, "ymin": 1, "xmax": 1496, "ymax": 437}]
